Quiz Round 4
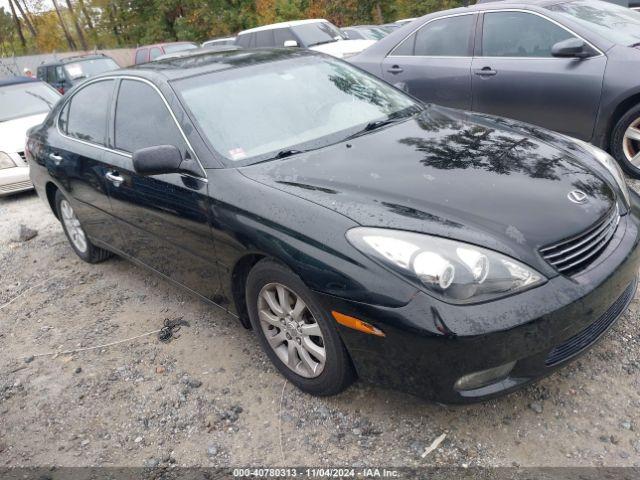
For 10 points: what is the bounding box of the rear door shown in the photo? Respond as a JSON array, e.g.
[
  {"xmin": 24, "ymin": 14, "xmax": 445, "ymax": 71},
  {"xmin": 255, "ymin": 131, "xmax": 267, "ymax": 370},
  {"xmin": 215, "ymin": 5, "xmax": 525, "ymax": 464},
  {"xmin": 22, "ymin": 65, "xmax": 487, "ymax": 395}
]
[
  {"xmin": 101, "ymin": 78, "xmax": 222, "ymax": 302},
  {"xmin": 48, "ymin": 79, "xmax": 122, "ymax": 247},
  {"xmin": 471, "ymin": 10, "xmax": 606, "ymax": 140},
  {"xmin": 381, "ymin": 13, "xmax": 477, "ymax": 110}
]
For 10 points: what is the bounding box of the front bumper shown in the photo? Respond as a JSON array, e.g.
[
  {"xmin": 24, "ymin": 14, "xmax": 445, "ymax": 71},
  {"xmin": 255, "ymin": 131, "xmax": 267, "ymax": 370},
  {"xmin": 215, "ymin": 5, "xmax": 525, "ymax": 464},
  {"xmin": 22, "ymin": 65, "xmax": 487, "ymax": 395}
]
[
  {"xmin": 316, "ymin": 210, "xmax": 640, "ymax": 404},
  {"xmin": 0, "ymin": 166, "xmax": 32, "ymax": 197}
]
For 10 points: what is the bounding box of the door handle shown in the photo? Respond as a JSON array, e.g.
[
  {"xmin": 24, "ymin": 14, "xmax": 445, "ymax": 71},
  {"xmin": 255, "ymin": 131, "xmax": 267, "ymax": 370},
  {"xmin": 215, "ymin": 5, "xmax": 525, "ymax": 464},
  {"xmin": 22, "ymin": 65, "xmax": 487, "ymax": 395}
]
[
  {"xmin": 105, "ymin": 171, "xmax": 124, "ymax": 187},
  {"xmin": 474, "ymin": 67, "xmax": 497, "ymax": 77},
  {"xmin": 387, "ymin": 65, "xmax": 404, "ymax": 74},
  {"xmin": 49, "ymin": 153, "xmax": 63, "ymax": 165}
]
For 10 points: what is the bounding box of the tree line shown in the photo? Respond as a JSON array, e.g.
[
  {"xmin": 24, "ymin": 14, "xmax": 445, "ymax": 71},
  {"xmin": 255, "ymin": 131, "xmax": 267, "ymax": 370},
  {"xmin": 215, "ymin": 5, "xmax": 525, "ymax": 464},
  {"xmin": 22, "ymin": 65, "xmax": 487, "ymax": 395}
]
[{"xmin": 0, "ymin": 0, "xmax": 465, "ymax": 56}]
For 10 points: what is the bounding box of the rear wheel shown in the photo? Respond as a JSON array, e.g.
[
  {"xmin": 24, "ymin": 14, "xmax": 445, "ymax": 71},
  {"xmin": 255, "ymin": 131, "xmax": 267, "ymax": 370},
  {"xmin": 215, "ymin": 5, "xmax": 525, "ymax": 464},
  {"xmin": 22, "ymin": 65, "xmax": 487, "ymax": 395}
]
[
  {"xmin": 246, "ymin": 259, "xmax": 355, "ymax": 396},
  {"xmin": 55, "ymin": 190, "xmax": 112, "ymax": 263},
  {"xmin": 610, "ymin": 104, "xmax": 640, "ymax": 178}
]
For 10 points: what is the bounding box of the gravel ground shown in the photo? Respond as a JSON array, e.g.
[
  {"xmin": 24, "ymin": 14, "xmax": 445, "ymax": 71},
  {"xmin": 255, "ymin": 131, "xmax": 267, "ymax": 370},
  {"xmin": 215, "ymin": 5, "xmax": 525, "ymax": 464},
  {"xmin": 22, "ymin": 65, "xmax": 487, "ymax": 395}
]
[{"xmin": 1, "ymin": 188, "xmax": 639, "ymax": 468}]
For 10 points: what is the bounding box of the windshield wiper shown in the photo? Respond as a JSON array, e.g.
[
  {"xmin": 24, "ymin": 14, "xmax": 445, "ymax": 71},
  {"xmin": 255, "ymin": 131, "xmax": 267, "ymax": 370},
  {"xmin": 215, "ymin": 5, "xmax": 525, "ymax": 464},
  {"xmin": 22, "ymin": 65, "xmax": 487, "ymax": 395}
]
[
  {"xmin": 249, "ymin": 149, "xmax": 307, "ymax": 166},
  {"xmin": 25, "ymin": 91, "xmax": 54, "ymax": 107},
  {"xmin": 343, "ymin": 106, "xmax": 424, "ymax": 142}
]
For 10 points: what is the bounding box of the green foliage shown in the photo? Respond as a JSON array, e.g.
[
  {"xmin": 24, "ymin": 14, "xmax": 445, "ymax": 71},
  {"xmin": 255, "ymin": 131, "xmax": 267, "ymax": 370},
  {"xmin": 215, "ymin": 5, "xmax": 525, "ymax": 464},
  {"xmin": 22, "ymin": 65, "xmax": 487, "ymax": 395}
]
[{"xmin": 0, "ymin": 0, "xmax": 468, "ymax": 55}]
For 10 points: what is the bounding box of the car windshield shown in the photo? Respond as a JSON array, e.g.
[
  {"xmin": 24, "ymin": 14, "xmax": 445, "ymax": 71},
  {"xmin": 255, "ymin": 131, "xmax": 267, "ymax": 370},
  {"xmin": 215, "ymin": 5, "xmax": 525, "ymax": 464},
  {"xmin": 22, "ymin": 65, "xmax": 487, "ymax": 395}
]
[
  {"xmin": 64, "ymin": 58, "xmax": 119, "ymax": 80},
  {"xmin": 0, "ymin": 82, "xmax": 59, "ymax": 122},
  {"xmin": 163, "ymin": 43, "xmax": 198, "ymax": 53},
  {"xmin": 292, "ymin": 22, "xmax": 347, "ymax": 47},
  {"xmin": 175, "ymin": 55, "xmax": 420, "ymax": 166},
  {"xmin": 547, "ymin": 0, "xmax": 640, "ymax": 46}
]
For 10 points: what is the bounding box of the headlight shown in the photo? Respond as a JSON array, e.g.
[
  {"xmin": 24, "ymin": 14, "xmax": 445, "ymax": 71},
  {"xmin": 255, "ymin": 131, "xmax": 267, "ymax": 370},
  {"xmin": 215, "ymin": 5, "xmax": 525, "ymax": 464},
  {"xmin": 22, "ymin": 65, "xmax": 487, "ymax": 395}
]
[
  {"xmin": 347, "ymin": 228, "xmax": 545, "ymax": 304},
  {"xmin": 0, "ymin": 152, "xmax": 16, "ymax": 170},
  {"xmin": 568, "ymin": 137, "xmax": 630, "ymax": 208}
]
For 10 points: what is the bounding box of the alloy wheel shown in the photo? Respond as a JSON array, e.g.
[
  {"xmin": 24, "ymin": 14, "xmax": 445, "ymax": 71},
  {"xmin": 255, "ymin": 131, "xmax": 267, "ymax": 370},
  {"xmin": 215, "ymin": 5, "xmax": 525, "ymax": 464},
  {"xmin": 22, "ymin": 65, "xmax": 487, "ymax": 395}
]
[
  {"xmin": 60, "ymin": 199, "xmax": 88, "ymax": 253},
  {"xmin": 622, "ymin": 117, "xmax": 640, "ymax": 167},
  {"xmin": 257, "ymin": 283, "xmax": 326, "ymax": 378}
]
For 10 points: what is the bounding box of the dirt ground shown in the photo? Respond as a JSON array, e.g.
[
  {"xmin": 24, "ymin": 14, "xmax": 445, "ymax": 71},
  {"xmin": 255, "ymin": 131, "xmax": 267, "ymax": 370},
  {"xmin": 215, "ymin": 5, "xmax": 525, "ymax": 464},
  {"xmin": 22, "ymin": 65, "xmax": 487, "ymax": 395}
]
[{"xmin": 1, "ymin": 188, "xmax": 639, "ymax": 469}]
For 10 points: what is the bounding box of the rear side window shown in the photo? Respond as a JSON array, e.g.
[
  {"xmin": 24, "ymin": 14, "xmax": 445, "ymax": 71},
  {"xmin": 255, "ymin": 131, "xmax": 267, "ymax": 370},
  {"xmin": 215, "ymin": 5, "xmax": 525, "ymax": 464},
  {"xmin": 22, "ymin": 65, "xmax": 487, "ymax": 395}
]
[
  {"xmin": 255, "ymin": 29, "xmax": 275, "ymax": 47},
  {"xmin": 149, "ymin": 47, "xmax": 163, "ymax": 61},
  {"xmin": 114, "ymin": 80, "xmax": 185, "ymax": 153},
  {"xmin": 273, "ymin": 28, "xmax": 297, "ymax": 46},
  {"xmin": 135, "ymin": 48, "xmax": 148, "ymax": 64},
  {"xmin": 413, "ymin": 15, "xmax": 475, "ymax": 56},
  {"xmin": 64, "ymin": 80, "xmax": 114, "ymax": 144},
  {"xmin": 482, "ymin": 12, "xmax": 574, "ymax": 57}
]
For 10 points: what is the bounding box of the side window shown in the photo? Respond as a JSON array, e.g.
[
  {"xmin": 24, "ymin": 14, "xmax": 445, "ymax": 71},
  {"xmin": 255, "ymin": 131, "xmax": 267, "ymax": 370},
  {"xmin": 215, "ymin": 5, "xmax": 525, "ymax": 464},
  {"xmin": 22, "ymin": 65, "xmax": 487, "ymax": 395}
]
[
  {"xmin": 46, "ymin": 66, "xmax": 56, "ymax": 83},
  {"xmin": 114, "ymin": 80, "xmax": 185, "ymax": 153},
  {"xmin": 37, "ymin": 67, "xmax": 45, "ymax": 81},
  {"xmin": 274, "ymin": 28, "xmax": 297, "ymax": 46},
  {"xmin": 236, "ymin": 33, "xmax": 251, "ymax": 48},
  {"xmin": 482, "ymin": 12, "xmax": 574, "ymax": 57},
  {"xmin": 255, "ymin": 29, "xmax": 275, "ymax": 47},
  {"xmin": 413, "ymin": 15, "xmax": 475, "ymax": 56},
  {"xmin": 149, "ymin": 47, "xmax": 163, "ymax": 61},
  {"xmin": 392, "ymin": 33, "xmax": 416, "ymax": 56},
  {"xmin": 135, "ymin": 48, "xmax": 148, "ymax": 64},
  {"xmin": 65, "ymin": 80, "xmax": 114, "ymax": 144},
  {"xmin": 56, "ymin": 66, "xmax": 65, "ymax": 82},
  {"xmin": 59, "ymin": 102, "xmax": 70, "ymax": 133}
]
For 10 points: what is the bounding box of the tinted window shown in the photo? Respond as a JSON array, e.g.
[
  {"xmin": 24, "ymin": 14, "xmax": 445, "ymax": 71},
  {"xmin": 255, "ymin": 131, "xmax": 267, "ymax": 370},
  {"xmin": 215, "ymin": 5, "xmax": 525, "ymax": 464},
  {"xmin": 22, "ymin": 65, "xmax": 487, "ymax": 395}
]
[
  {"xmin": 114, "ymin": 80, "xmax": 185, "ymax": 153},
  {"xmin": 273, "ymin": 28, "xmax": 297, "ymax": 46},
  {"xmin": 66, "ymin": 80, "xmax": 114, "ymax": 144},
  {"xmin": 255, "ymin": 29, "xmax": 275, "ymax": 47},
  {"xmin": 135, "ymin": 48, "xmax": 148, "ymax": 64},
  {"xmin": 413, "ymin": 15, "xmax": 474, "ymax": 56},
  {"xmin": 482, "ymin": 12, "xmax": 574, "ymax": 57},
  {"xmin": 149, "ymin": 47, "xmax": 163, "ymax": 60},
  {"xmin": 236, "ymin": 33, "xmax": 251, "ymax": 48}
]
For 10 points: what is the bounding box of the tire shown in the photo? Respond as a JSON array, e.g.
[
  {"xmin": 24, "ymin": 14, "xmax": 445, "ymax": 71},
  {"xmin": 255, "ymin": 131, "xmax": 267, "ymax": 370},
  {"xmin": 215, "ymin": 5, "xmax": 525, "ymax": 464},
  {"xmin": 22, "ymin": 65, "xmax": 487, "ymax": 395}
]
[
  {"xmin": 610, "ymin": 104, "xmax": 640, "ymax": 178},
  {"xmin": 55, "ymin": 190, "xmax": 112, "ymax": 264},
  {"xmin": 246, "ymin": 259, "xmax": 355, "ymax": 396}
]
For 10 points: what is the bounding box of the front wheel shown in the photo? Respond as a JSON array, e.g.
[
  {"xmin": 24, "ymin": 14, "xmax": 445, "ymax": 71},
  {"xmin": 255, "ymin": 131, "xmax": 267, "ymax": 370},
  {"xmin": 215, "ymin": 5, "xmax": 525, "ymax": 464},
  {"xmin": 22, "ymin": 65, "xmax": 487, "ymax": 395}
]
[
  {"xmin": 610, "ymin": 104, "xmax": 640, "ymax": 178},
  {"xmin": 246, "ymin": 259, "xmax": 355, "ymax": 396},
  {"xmin": 55, "ymin": 190, "xmax": 112, "ymax": 263}
]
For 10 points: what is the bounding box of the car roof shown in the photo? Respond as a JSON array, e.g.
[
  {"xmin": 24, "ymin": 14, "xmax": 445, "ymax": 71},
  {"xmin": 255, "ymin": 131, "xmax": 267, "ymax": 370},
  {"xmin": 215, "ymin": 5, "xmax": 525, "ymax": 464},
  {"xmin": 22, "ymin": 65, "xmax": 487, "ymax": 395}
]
[
  {"xmin": 0, "ymin": 76, "xmax": 40, "ymax": 87},
  {"xmin": 94, "ymin": 48, "xmax": 319, "ymax": 83},
  {"xmin": 38, "ymin": 54, "xmax": 111, "ymax": 67},
  {"xmin": 136, "ymin": 41, "xmax": 197, "ymax": 50},
  {"xmin": 238, "ymin": 19, "xmax": 329, "ymax": 35}
]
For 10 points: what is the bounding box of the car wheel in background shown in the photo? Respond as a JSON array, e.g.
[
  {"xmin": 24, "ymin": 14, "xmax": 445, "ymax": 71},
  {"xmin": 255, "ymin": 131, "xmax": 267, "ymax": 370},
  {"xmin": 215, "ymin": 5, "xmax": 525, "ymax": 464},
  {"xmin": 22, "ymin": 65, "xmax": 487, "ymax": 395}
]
[
  {"xmin": 55, "ymin": 190, "xmax": 112, "ymax": 263},
  {"xmin": 610, "ymin": 104, "xmax": 640, "ymax": 178},
  {"xmin": 246, "ymin": 259, "xmax": 355, "ymax": 396}
]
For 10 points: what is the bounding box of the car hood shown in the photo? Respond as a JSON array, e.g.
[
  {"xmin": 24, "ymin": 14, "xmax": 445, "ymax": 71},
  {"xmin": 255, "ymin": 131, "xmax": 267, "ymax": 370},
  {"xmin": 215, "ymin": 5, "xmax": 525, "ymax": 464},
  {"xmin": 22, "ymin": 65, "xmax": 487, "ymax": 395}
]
[
  {"xmin": 310, "ymin": 39, "xmax": 376, "ymax": 58},
  {"xmin": 239, "ymin": 106, "xmax": 616, "ymax": 269},
  {"xmin": 0, "ymin": 112, "xmax": 48, "ymax": 153}
]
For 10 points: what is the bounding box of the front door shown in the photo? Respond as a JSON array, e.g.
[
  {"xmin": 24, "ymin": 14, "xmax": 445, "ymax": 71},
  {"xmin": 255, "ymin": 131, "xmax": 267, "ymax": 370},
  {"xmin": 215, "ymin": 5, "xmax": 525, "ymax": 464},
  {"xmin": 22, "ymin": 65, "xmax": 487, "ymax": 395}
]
[
  {"xmin": 471, "ymin": 10, "xmax": 606, "ymax": 140},
  {"xmin": 102, "ymin": 78, "xmax": 222, "ymax": 303},
  {"xmin": 381, "ymin": 14, "xmax": 477, "ymax": 110}
]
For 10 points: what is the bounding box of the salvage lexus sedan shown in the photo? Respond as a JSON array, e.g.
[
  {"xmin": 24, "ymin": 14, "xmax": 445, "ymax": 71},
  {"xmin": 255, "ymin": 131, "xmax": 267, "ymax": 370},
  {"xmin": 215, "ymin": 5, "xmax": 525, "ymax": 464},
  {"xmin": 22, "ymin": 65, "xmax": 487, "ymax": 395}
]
[{"xmin": 27, "ymin": 49, "xmax": 640, "ymax": 403}]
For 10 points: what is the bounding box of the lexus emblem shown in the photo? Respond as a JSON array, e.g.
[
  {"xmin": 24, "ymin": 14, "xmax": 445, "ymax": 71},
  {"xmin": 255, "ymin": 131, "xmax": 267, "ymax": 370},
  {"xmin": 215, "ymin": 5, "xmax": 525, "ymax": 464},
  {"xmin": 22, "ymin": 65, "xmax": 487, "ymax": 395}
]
[{"xmin": 567, "ymin": 190, "xmax": 588, "ymax": 204}]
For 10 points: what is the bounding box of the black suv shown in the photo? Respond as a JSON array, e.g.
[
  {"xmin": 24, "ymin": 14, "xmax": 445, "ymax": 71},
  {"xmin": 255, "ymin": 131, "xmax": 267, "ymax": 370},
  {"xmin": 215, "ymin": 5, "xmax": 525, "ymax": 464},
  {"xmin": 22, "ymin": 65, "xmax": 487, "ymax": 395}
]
[{"xmin": 36, "ymin": 54, "xmax": 119, "ymax": 94}]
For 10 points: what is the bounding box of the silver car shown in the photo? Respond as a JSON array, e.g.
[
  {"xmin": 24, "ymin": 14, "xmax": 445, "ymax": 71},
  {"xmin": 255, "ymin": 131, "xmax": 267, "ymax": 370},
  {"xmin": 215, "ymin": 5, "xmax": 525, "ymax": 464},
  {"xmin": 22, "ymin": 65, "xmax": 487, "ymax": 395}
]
[{"xmin": 0, "ymin": 77, "xmax": 60, "ymax": 196}]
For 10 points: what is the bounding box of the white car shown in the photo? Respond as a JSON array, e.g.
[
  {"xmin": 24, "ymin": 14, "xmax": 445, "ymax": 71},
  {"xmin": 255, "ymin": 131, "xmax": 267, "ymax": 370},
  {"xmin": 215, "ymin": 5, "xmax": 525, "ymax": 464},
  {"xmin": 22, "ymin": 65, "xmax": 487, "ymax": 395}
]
[
  {"xmin": 235, "ymin": 19, "xmax": 375, "ymax": 59},
  {"xmin": 202, "ymin": 36, "xmax": 236, "ymax": 48},
  {"xmin": 0, "ymin": 78, "xmax": 60, "ymax": 197}
]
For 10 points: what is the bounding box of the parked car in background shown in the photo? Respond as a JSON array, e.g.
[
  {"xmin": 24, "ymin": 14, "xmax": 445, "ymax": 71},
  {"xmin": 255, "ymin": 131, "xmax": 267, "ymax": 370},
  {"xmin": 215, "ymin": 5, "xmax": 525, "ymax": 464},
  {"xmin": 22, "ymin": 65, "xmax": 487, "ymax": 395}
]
[
  {"xmin": 341, "ymin": 25, "xmax": 390, "ymax": 41},
  {"xmin": 0, "ymin": 77, "xmax": 60, "ymax": 196},
  {"xmin": 202, "ymin": 36, "xmax": 236, "ymax": 47},
  {"xmin": 394, "ymin": 18, "xmax": 417, "ymax": 25},
  {"xmin": 27, "ymin": 48, "xmax": 638, "ymax": 403},
  {"xmin": 133, "ymin": 42, "xmax": 198, "ymax": 65},
  {"xmin": 235, "ymin": 19, "xmax": 375, "ymax": 58},
  {"xmin": 36, "ymin": 54, "xmax": 119, "ymax": 94},
  {"xmin": 154, "ymin": 45, "xmax": 241, "ymax": 62},
  {"xmin": 351, "ymin": 0, "xmax": 640, "ymax": 178}
]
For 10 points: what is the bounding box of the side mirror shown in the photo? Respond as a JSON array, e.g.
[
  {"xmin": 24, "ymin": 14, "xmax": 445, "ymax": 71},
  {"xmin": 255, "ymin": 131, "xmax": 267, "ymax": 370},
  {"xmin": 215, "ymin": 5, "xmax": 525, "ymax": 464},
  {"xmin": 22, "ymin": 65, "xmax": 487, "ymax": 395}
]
[
  {"xmin": 133, "ymin": 145, "xmax": 184, "ymax": 176},
  {"xmin": 284, "ymin": 40, "xmax": 299, "ymax": 48},
  {"xmin": 551, "ymin": 38, "xmax": 594, "ymax": 59}
]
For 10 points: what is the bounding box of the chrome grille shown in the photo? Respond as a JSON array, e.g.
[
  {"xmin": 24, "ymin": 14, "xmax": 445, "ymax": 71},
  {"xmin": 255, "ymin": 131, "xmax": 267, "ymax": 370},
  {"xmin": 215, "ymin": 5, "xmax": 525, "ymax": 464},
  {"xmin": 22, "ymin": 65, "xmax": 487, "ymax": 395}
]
[{"xmin": 540, "ymin": 205, "xmax": 620, "ymax": 276}]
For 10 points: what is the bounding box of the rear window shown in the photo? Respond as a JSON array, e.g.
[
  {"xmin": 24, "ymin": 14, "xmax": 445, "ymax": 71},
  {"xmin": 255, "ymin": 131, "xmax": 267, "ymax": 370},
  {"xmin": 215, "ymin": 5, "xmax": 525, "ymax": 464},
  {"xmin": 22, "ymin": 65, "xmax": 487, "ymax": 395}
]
[{"xmin": 64, "ymin": 57, "xmax": 119, "ymax": 80}]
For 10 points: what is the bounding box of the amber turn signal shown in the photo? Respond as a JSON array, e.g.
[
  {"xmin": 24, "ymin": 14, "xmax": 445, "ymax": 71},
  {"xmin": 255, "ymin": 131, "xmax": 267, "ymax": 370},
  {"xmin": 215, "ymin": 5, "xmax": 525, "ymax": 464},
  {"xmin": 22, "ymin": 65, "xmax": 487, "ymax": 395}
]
[{"xmin": 331, "ymin": 311, "xmax": 385, "ymax": 337}]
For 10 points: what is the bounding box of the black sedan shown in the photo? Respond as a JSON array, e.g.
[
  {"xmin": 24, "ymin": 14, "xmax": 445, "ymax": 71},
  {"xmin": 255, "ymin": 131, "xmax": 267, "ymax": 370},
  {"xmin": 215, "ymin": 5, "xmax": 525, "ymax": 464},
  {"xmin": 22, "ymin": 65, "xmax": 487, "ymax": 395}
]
[{"xmin": 27, "ymin": 49, "xmax": 639, "ymax": 403}]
